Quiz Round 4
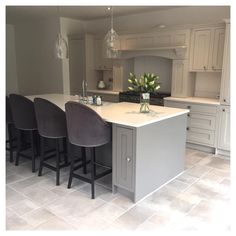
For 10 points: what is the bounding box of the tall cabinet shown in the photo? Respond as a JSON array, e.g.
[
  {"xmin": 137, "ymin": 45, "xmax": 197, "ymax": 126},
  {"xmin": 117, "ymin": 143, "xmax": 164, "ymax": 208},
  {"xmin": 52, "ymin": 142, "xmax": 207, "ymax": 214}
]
[{"xmin": 217, "ymin": 20, "xmax": 230, "ymax": 155}]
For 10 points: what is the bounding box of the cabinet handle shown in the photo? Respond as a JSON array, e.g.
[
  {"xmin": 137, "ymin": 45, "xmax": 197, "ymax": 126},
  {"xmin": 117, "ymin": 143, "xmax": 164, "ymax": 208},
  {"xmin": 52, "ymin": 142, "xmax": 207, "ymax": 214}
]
[
  {"xmin": 222, "ymin": 109, "xmax": 225, "ymax": 112},
  {"xmin": 203, "ymin": 66, "xmax": 206, "ymax": 70},
  {"xmin": 187, "ymin": 113, "xmax": 190, "ymax": 117},
  {"xmin": 127, "ymin": 158, "xmax": 131, "ymax": 162},
  {"xmin": 187, "ymin": 105, "xmax": 191, "ymax": 109},
  {"xmin": 223, "ymin": 99, "xmax": 226, "ymax": 102},
  {"xmin": 186, "ymin": 127, "xmax": 189, "ymax": 131}
]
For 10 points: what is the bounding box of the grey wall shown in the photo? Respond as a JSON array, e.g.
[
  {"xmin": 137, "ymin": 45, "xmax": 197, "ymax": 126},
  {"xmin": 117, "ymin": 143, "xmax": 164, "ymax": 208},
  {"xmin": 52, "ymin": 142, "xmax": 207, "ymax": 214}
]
[
  {"xmin": 14, "ymin": 18, "xmax": 63, "ymax": 95},
  {"xmin": 6, "ymin": 24, "xmax": 18, "ymax": 95},
  {"xmin": 134, "ymin": 56, "xmax": 172, "ymax": 93}
]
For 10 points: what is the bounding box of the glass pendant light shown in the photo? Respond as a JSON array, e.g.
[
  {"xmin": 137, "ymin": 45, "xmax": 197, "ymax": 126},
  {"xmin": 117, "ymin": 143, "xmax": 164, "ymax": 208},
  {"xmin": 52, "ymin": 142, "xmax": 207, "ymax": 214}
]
[
  {"xmin": 55, "ymin": 6, "xmax": 68, "ymax": 59},
  {"xmin": 55, "ymin": 33, "xmax": 68, "ymax": 59},
  {"xmin": 104, "ymin": 7, "xmax": 120, "ymax": 58}
]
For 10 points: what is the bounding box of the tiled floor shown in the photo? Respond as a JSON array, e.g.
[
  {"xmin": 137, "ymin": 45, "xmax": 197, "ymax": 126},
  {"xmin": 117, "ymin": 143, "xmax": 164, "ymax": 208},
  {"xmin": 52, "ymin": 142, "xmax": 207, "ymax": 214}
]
[{"xmin": 6, "ymin": 148, "xmax": 231, "ymax": 231}]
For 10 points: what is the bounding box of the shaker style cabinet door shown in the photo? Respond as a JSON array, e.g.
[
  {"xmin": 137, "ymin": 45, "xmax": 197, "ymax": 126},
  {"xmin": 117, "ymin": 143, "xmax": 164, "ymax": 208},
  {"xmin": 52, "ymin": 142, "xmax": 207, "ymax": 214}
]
[
  {"xmin": 217, "ymin": 106, "xmax": 230, "ymax": 151},
  {"xmin": 210, "ymin": 28, "xmax": 225, "ymax": 71},
  {"xmin": 115, "ymin": 127, "xmax": 134, "ymax": 191},
  {"xmin": 220, "ymin": 23, "xmax": 230, "ymax": 105},
  {"xmin": 190, "ymin": 29, "xmax": 211, "ymax": 71}
]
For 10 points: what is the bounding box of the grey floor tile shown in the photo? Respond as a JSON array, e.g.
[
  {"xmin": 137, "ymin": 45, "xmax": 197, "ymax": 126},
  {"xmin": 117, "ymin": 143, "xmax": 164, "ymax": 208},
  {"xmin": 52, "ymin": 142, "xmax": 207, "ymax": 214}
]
[
  {"xmin": 8, "ymin": 198, "xmax": 40, "ymax": 216},
  {"xmin": 6, "ymin": 174, "xmax": 25, "ymax": 184},
  {"xmin": 32, "ymin": 216, "xmax": 76, "ymax": 230},
  {"xmin": 21, "ymin": 207, "xmax": 55, "ymax": 227},
  {"xmin": 6, "ymin": 208, "xmax": 31, "ymax": 230},
  {"xmin": 6, "ymin": 186, "xmax": 26, "ymax": 206},
  {"xmin": 114, "ymin": 205, "xmax": 155, "ymax": 230}
]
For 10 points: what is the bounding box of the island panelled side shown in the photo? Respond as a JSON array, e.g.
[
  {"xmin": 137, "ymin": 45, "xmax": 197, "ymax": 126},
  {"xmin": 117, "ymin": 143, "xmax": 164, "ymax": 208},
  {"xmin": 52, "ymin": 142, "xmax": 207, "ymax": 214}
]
[{"xmin": 112, "ymin": 113, "xmax": 187, "ymax": 202}]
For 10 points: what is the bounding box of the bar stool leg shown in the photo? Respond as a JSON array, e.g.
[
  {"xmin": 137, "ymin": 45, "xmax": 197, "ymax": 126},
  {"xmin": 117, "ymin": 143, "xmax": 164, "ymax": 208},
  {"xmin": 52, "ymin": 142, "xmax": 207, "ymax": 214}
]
[
  {"xmin": 67, "ymin": 144, "xmax": 74, "ymax": 189},
  {"xmin": 56, "ymin": 139, "xmax": 60, "ymax": 186},
  {"xmin": 8, "ymin": 123, "xmax": 14, "ymax": 163},
  {"xmin": 91, "ymin": 147, "xmax": 95, "ymax": 199},
  {"xmin": 82, "ymin": 147, "xmax": 87, "ymax": 174},
  {"xmin": 15, "ymin": 129, "xmax": 21, "ymax": 166},
  {"xmin": 38, "ymin": 136, "xmax": 44, "ymax": 176},
  {"xmin": 30, "ymin": 130, "xmax": 36, "ymax": 173},
  {"xmin": 63, "ymin": 138, "xmax": 68, "ymax": 165}
]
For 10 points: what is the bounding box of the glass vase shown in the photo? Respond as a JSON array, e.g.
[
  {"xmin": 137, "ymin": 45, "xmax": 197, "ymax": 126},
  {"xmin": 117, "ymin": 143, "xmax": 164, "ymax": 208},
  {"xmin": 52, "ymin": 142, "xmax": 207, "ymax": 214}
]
[{"xmin": 140, "ymin": 93, "xmax": 150, "ymax": 113}]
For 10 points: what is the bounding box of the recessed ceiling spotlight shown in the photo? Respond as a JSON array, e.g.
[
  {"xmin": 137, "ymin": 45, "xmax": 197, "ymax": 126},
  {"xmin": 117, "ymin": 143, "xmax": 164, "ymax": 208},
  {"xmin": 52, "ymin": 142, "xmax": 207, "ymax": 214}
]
[
  {"xmin": 158, "ymin": 24, "xmax": 166, "ymax": 29},
  {"xmin": 107, "ymin": 7, "xmax": 111, "ymax": 11}
]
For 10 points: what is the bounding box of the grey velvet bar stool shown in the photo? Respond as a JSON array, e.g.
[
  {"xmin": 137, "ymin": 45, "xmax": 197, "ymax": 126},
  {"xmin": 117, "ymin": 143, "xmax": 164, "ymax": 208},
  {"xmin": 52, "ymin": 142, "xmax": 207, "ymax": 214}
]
[
  {"xmin": 9, "ymin": 94, "xmax": 38, "ymax": 172},
  {"xmin": 6, "ymin": 96, "xmax": 17, "ymax": 163},
  {"xmin": 34, "ymin": 98, "xmax": 69, "ymax": 186},
  {"xmin": 65, "ymin": 101, "xmax": 112, "ymax": 199}
]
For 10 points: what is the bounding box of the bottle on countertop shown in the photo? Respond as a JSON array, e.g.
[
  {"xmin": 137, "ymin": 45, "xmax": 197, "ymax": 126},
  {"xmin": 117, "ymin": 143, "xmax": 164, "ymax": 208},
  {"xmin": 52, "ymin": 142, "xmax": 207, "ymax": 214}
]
[{"xmin": 96, "ymin": 96, "xmax": 102, "ymax": 106}]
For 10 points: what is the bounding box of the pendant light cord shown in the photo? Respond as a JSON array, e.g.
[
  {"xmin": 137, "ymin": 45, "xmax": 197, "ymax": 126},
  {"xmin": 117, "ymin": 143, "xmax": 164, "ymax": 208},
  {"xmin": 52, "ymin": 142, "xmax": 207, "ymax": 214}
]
[{"xmin": 111, "ymin": 7, "xmax": 113, "ymax": 30}]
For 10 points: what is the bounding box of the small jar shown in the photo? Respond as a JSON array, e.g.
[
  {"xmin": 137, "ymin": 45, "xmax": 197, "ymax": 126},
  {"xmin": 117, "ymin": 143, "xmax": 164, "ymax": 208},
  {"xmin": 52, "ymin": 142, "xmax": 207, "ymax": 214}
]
[{"xmin": 96, "ymin": 96, "xmax": 102, "ymax": 106}]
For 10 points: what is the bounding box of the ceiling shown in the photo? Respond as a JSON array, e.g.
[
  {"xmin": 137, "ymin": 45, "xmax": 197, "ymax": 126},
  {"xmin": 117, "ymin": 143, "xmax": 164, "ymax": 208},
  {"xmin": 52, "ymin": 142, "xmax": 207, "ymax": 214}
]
[{"xmin": 6, "ymin": 6, "xmax": 181, "ymax": 23}]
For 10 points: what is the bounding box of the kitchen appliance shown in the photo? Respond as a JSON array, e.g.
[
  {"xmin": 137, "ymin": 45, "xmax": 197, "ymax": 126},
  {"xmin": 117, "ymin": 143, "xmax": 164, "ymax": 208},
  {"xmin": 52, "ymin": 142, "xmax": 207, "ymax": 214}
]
[{"xmin": 119, "ymin": 91, "xmax": 170, "ymax": 106}]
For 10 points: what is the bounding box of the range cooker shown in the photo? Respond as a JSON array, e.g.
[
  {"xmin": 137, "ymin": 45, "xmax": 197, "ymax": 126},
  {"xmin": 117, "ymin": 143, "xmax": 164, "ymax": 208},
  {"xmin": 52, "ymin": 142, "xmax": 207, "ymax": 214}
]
[{"xmin": 119, "ymin": 91, "xmax": 171, "ymax": 106}]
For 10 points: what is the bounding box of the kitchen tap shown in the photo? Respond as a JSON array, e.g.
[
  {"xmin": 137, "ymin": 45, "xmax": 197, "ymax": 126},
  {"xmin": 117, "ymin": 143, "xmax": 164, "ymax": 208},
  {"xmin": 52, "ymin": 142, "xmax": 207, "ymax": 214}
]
[{"xmin": 82, "ymin": 80, "xmax": 87, "ymax": 99}]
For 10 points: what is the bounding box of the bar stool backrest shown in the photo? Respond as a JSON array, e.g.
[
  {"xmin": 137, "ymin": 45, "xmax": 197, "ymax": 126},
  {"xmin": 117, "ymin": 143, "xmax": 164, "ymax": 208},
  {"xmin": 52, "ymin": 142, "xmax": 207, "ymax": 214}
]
[
  {"xmin": 34, "ymin": 98, "xmax": 67, "ymax": 138},
  {"xmin": 6, "ymin": 96, "xmax": 13, "ymax": 124},
  {"xmin": 9, "ymin": 94, "xmax": 37, "ymax": 130},
  {"xmin": 65, "ymin": 101, "xmax": 111, "ymax": 147}
]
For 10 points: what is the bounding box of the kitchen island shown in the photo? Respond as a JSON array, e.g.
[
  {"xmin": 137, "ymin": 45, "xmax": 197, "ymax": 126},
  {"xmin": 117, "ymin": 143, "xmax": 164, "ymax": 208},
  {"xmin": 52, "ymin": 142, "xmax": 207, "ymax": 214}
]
[{"xmin": 27, "ymin": 94, "xmax": 189, "ymax": 202}]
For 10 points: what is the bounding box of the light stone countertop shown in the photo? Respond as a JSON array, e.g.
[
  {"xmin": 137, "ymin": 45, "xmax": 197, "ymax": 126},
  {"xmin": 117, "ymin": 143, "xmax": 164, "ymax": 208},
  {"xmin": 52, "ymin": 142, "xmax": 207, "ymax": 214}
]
[
  {"xmin": 87, "ymin": 89, "xmax": 119, "ymax": 95},
  {"xmin": 27, "ymin": 94, "xmax": 188, "ymax": 128},
  {"xmin": 164, "ymin": 96, "xmax": 220, "ymax": 105}
]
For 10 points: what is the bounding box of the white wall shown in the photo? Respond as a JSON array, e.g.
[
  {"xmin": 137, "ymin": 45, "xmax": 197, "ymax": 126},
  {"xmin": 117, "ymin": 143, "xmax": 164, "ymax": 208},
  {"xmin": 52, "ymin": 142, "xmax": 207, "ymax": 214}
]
[
  {"xmin": 134, "ymin": 56, "xmax": 172, "ymax": 93},
  {"xmin": 194, "ymin": 72, "xmax": 221, "ymax": 98},
  {"xmin": 14, "ymin": 18, "xmax": 63, "ymax": 95},
  {"xmin": 6, "ymin": 24, "xmax": 18, "ymax": 95},
  {"xmin": 60, "ymin": 17, "xmax": 86, "ymax": 94}
]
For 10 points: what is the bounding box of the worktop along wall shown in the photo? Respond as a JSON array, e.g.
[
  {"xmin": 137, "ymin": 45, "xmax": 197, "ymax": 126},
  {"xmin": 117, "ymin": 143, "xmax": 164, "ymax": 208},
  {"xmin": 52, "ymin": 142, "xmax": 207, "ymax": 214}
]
[{"xmin": 14, "ymin": 18, "xmax": 63, "ymax": 95}]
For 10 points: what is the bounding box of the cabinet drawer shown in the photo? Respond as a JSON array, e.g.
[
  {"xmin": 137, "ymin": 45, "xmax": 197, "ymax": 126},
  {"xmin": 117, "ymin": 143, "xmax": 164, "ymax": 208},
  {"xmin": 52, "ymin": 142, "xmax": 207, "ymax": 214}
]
[
  {"xmin": 188, "ymin": 113, "xmax": 216, "ymax": 130},
  {"xmin": 187, "ymin": 127, "xmax": 215, "ymax": 146},
  {"xmin": 165, "ymin": 100, "xmax": 217, "ymax": 114},
  {"xmin": 116, "ymin": 127, "xmax": 134, "ymax": 191}
]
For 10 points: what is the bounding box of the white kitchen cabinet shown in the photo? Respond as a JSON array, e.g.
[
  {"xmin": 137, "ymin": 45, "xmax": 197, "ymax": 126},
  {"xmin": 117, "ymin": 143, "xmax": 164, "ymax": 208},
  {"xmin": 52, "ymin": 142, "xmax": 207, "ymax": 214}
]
[
  {"xmin": 220, "ymin": 22, "xmax": 230, "ymax": 105},
  {"xmin": 217, "ymin": 106, "xmax": 230, "ymax": 151},
  {"xmin": 164, "ymin": 100, "xmax": 217, "ymax": 148},
  {"xmin": 171, "ymin": 60, "xmax": 194, "ymax": 98},
  {"xmin": 190, "ymin": 27, "xmax": 225, "ymax": 72}
]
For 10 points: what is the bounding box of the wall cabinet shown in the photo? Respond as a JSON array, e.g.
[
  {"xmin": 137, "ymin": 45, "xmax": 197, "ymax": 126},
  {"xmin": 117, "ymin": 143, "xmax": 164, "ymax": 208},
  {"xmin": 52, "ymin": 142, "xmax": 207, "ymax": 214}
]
[
  {"xmin": 217, "ymin": 106, "xmax": 230, "ymax": 151},
  {"xmin": 220, "ymin": 22, "xmax": 230, "ymax": 105},
  {"xmin": 164, "ymin": 100, "xmax": 217, "ymax": 148},
  {"xmin": 171, "ymin": 59, "xmax": 194, "ymax": 98},
  {"xmin": 190, "ymin": 27, "xmax": 225, "ymax": 72}
]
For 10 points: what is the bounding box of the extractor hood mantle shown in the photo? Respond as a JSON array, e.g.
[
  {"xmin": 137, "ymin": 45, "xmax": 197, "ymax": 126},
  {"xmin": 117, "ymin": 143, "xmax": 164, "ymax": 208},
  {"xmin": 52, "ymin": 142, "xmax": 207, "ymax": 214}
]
[{"xmin": 118, "ymin": 45, "xmax": 187, "ymax": 60}]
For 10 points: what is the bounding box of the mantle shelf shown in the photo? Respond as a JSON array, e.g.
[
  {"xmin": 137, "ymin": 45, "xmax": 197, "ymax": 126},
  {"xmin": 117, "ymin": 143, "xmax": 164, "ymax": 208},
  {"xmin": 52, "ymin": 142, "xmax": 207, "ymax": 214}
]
[
  {"xmin": 117, "ymin": 46, "xmax": 187, "ymax": 58},
  {"xmin": 119, "ymin": 46, "xmax": 187, "ymax": 52}
]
